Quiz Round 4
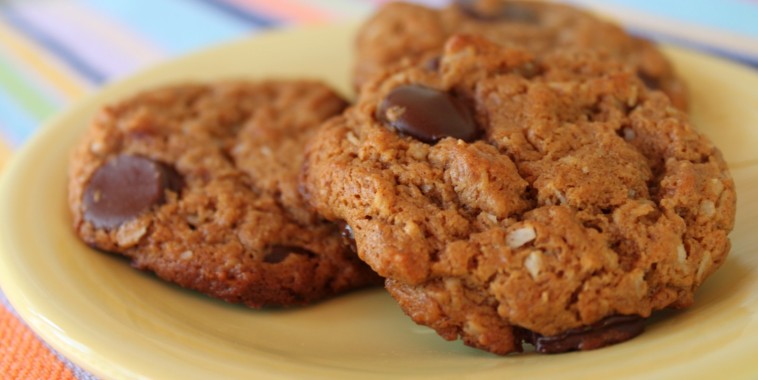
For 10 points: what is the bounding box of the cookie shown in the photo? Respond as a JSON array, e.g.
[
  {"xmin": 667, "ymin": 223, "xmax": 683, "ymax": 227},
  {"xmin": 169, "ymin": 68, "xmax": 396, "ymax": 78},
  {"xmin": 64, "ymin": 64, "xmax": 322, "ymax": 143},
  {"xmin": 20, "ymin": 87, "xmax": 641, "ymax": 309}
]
[
  {"xmin": 353, "ymin": 0, "xmax": 688, "ymax": 110},
  {"xmin": 302, "ymin": 35, "xmax": 735, "ymax": 354},
  {"xmin": 69, "ymin": 80, "xmax": 382, "ymax": 307}
]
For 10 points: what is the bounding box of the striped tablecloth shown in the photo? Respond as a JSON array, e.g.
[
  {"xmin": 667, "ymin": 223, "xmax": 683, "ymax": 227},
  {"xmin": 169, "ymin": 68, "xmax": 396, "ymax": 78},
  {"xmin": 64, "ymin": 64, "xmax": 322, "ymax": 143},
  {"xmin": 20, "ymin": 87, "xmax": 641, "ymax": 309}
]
[{"xmin": 1, "ymin": 1, "xmax": 756, "ymax": 378}]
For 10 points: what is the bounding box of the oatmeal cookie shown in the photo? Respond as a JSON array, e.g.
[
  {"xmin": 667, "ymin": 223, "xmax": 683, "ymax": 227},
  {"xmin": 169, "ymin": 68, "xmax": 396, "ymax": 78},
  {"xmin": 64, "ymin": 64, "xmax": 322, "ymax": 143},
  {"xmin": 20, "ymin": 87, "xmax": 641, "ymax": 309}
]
[
  {"xmin": 69, "ymin": 80, "xmax": 382, "ymax": 307},
  {"xmin": 303, "ymin": 35, "xmax": 735, "ymax": 354},
  {"xmin": 354, "ymin": 0, "xmax": 688, "ymax": 109}
]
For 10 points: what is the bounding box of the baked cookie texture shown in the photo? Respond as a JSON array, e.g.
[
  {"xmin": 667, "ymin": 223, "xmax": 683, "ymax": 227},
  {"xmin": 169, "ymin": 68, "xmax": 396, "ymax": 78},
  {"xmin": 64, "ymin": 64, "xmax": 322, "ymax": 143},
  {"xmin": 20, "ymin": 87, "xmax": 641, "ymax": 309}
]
[
  {"xmin": 69, "ymin": 80, "xmax": 382, "ymax": 307},
  {"xmin": 302, "ymin": 35, "xmax": 735, "ymax": 354},
  {"xmin": 354, "ymin": 0, "xmax": 688, "ymax": 110}
]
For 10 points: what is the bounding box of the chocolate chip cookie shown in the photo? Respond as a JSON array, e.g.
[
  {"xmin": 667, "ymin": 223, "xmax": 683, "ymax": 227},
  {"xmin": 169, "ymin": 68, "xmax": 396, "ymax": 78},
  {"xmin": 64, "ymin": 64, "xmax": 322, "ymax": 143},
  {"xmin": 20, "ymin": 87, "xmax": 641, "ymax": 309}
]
[
  {"xmin": 69, "ymin": 80, "xmax": 382, "ymax": 307},
  {"xmin": 354, "ymin": 0, "xmax": 688, "ymax": 109},
  {"xmin": 303, "ymin": 35, "xmax": 735, "ymax": 354}
]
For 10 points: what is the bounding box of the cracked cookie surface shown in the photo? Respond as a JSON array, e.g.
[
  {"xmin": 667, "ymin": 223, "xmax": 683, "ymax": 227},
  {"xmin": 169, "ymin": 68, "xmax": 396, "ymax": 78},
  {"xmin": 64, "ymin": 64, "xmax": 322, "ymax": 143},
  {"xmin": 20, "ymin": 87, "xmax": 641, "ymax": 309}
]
[
  {"xmin": 303, "ymin": 35, "xmax": 735, "ymax": 354},
  {"xmin": 69, "ymin": 80, "xmax": 382, "ymax": 307},
  {"xmin": 354, "ymin": 0, "xmax": 688, "ymax": 109}
]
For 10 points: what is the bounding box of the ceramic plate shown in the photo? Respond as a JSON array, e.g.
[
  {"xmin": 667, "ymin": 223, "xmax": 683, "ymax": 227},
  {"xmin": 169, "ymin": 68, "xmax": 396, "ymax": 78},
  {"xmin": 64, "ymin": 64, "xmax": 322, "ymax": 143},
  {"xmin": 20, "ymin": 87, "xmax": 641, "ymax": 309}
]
[
  {"xmin": 0, "ymin": 140, "xmax": 10, "ymax": 171},
  {"xmin": 1, "ymin": 23, "xmax": 758, "ymax": 380}
]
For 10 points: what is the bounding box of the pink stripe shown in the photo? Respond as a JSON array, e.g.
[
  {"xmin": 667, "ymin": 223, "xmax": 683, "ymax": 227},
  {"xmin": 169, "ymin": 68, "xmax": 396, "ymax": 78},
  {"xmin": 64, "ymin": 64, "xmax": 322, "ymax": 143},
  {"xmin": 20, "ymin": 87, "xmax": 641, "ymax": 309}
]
[
  {"xmin": 11, "ymin": 2, "xmax": 162, "ymax": 79},
  {"xmin": 220, "ymin": 0, "xmax": 335, "ymax": 24},
  {"xmin": 369, "ymin": 0, "xmax": 449, "ymax": 7}
]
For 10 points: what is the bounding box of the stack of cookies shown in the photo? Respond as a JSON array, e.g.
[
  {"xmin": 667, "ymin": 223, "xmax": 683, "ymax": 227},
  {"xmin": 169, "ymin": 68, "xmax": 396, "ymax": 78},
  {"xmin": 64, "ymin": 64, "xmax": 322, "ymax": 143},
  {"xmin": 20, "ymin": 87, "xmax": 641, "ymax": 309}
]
[{"xmin": 69, "ymin": 0, "xmax": 736, "ymax": 355}]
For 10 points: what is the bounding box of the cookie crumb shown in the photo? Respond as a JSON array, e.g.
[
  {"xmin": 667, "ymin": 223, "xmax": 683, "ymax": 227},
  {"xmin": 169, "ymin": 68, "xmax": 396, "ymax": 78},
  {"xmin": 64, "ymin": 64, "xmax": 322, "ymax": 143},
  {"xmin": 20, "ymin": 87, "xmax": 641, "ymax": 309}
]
[
  {"xmin": 700, "ymin": 200, "xmax": 716, "ymax": 218},
  {"xmin": 696, "ymin": 251, "xmax": 713, "ymax": 282},
  {"xmin": 346, "ymin": 131, "xmax": 360, "ymax": 146},
  {"xmin": 90, "ymin": 141, "xmax": 104, "ymax": 154},
  {"xmin": 676, "ymin": 244, "xmax": 687, "ymax": 264},
  {"xmin": 524, "ymin": 251, "xmax": 543, "ymax": 279},
  {"xmin": 507, "ymin": 226, "xmax": 536, "ymax": 249},
  {"xmin": 407, "ymin": 143, "xmax": 429, "ymax": 160},
  {"xmin": 115, "ymin": 219, "xmax": 148, "ymax": 248},
  {"xmin": 709, "ymin": 179, "xmax": 724, "ymax": 197}
]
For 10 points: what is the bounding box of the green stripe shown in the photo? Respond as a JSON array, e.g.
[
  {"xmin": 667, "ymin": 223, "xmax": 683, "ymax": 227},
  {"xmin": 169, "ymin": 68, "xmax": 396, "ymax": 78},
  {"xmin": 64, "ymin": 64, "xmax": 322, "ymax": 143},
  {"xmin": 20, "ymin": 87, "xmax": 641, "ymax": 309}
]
[
  {"xmin": 0, "ymin": 52, "xmax": 57, "ymax": 119},
  {"xmin": 299, "ymin": 0, "xmax": 373, "ymax": 18}
]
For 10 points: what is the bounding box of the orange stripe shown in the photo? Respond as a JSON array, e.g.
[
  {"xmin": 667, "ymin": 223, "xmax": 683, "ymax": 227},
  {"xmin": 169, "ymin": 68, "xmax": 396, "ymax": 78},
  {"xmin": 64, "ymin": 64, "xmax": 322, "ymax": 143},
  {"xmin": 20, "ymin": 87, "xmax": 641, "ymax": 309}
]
[
  {"xmin": 228, "ymin": 0, "xmax": 333, "ymax": 24},
  {"xmin": 0, "ymin": 305, "xmax": 76, "ymax": 380},
  {"xmin": 0, "ymin": 23, "xmax": 89, "ymax": 101}
]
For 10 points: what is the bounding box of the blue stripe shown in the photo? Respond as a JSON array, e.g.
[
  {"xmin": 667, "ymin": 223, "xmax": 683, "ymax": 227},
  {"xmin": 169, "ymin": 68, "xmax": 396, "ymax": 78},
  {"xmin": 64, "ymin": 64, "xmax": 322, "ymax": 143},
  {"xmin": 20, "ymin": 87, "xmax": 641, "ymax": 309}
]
[
  {"xmin": 0, "ymin": 12, "xmax": 105, "ymax": 85},
  {"xmin": 189, "ymin": 0, "xmax": 279, "ymax": 28},
  {"xmin": 599, "ymin": 0, "xmax": 758, "ymax": 38},
  {"xmin": 627, "ymin": 27, "xmax": 758, "ymax": 69},
  {"xmin": 79, "ymin": 0, "xmax": 258, "ymax": 55},
  {"xmin": 0, "ymin": 87, "xmax": 40, "ymax": 147}
]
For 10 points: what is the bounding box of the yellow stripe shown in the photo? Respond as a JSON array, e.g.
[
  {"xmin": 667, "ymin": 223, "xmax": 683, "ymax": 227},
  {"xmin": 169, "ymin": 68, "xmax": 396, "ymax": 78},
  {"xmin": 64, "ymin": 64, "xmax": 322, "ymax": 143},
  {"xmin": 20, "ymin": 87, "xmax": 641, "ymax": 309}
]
[
  {"xmin": 0, "ymin": 23, "xmax": 89, "ymax": 101},
  {"xmin": 0, "ymin": 139, "xmax": 10, "ymax": 172}
]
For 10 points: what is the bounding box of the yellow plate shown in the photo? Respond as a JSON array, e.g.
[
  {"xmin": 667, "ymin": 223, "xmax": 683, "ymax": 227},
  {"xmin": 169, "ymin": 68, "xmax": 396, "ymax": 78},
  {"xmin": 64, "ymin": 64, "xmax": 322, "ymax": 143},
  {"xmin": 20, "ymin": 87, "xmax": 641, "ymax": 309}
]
[{"xmin": 1, "ymin": 23, "xmax": 758, "ymax": 380}]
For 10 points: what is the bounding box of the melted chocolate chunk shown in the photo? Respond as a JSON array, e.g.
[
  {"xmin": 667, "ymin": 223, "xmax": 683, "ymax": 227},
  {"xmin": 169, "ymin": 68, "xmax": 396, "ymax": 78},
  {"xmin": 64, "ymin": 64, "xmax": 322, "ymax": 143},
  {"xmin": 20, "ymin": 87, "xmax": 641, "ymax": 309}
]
[
  {"xmin": 264, "ymin": 245, "xmax": 317, "ymax": 263},
  {"xmin": 515, "ymin": 315, "xmax": 645, "ymax": 353},
  {"xmin": 456, "ymin": 0, "xmax": 539, "ymax": 23},
  {"xmin": 339, "ymin": 222, "xmax": 357, "ymax": 253},
  {"xmin": 83, "ymin": 154, "xmax": 182, "ymax": 229},
  {"xmin": 424, "ymin": 56, "xmax": 441, "ymax": 72},
  {"xmin": 637, "ymin": 70, "xmax": 661, "ymax": 90},
  {"xmin": 500, "ymin": 3, "xmax": 539, "ymax": 23},
  {"xmin": 513, "ymin": 61, "xmax": 542, "ymax": 79},
  {"xmin": 376, "ymin": 84, "xmax": 480, "ymax": 144}
]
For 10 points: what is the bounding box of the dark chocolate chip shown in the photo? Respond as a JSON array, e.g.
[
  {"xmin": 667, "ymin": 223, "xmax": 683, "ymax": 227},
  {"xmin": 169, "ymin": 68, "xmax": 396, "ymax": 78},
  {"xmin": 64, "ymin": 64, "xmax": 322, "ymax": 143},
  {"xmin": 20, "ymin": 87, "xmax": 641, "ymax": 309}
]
[
  {"xmin": 515, "ymin": 315, "xmax": 645, "ymax": 353},
  {"xmin": 424, "ymin": 56, "xmax": 441, "ymax": 72},
  {"xmin": 376, "ymin": 84, "xmax": 480, "ymax": 144},
  {"xmin": 339, "ymin": 222, "xmax": 357, "ymax": 253},
  {"xmin": 637, "ymin": 70, "xmax": 661, "ymax": 90},
  {"xmin": 512, "ymin": 61, "xmax": 542, "ymax": 79},
  {"xmin": 500, "ymin": 3, "xmax": 539, "ymax": 23},
  {"xmin": 83, "ymin": 154, "xmax": 182, "ymax": 229},
  {"xmin": 264, "ymin": 245, "xmax": 317, "ymax": 264},
  {"xmin": 456, "ymin": 0, "xmax": 539, "ymax": 23}
]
